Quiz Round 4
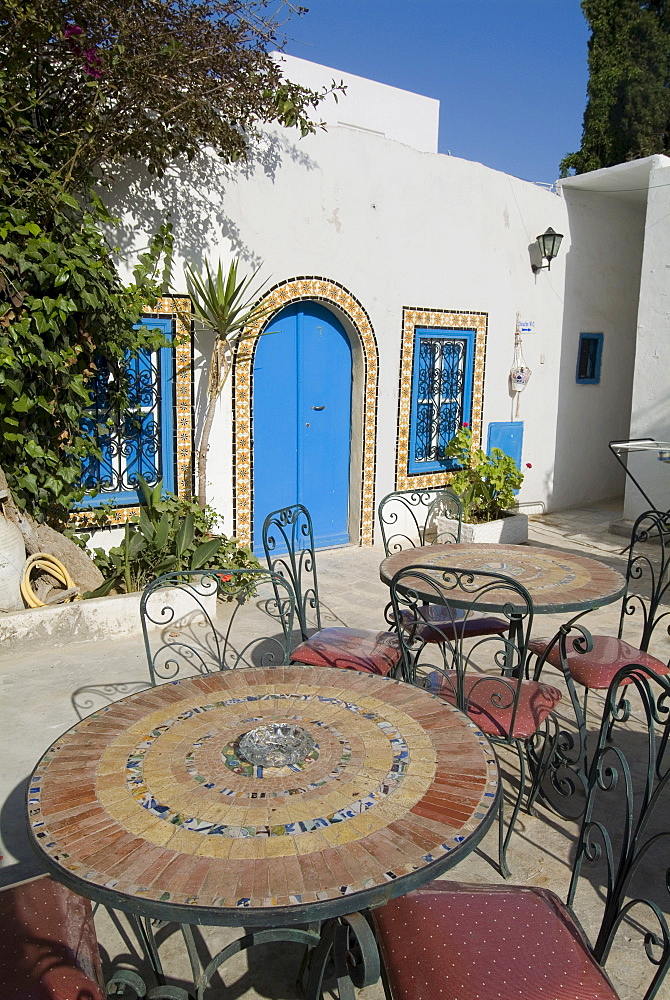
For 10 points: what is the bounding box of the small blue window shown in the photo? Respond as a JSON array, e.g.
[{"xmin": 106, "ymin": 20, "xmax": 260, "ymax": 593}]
[
  {"xmin": 408, "ymin": 327, "xmax": 475, "ymax": 475},
  {"xmin": 77, "ymin": 316, "xmax": 175, "ymax": 507},
  {"xmin": 576, "ymin": 332, "xmax": 604, "ymax": 384}
]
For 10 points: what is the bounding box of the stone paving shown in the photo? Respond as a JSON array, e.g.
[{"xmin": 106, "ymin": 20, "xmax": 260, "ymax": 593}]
[{"xmin": 2, "ymin": 499, "xmax": 669, "ymax": 999}]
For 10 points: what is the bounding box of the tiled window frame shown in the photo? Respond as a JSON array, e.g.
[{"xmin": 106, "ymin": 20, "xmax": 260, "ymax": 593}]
[
  {"xmin": 396, "ymin": 307, "xmax": 487, "ymax": 491},
  {"xmin": 71, "ymin": 297, "xmax": 193, "ymax": 528}
]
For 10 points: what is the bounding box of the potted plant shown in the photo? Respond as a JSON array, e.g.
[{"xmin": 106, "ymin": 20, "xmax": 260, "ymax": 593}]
[{"xmin": 438, "ymin": 426, "xmax": 528, "ymax": 544}]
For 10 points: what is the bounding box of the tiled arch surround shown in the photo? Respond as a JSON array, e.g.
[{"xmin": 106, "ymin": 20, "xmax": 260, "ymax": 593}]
[{"xmin": 232, "ymin": 278, "xmax": 379, "ymax": 548}]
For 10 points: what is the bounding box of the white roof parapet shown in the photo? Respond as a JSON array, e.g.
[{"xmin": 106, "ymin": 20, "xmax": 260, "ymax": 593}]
[{"xmin": 273, "ymin": 52, "xmax": 440, "ymax": 154}]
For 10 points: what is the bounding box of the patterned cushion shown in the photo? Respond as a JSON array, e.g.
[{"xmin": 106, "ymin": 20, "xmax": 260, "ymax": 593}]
[
  {"xmin": 0, "ymin": 874, "xmax": 105, "ymax": 1000},
  {"xmin": 291, "ymin": 627, "xmax": 402, "ymax": 675},
  {"xmin": 373, "ymin": 880, "xmax": 619, "ymax": 1000},
  {"xmin": 399, "ymin": 605, "xmax": 510, "ymax": 643},
  {"xmin": 528, "ymin": 634, "xmax": 669, "ymax": 690},
  {"xmin": 426, "ymin": 670, "xmax": 561, "ymax": 739}
]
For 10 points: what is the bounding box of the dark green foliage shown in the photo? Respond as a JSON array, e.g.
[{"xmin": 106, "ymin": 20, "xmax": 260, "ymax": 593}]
[
  {"xmin": 443, "ymin": 426, "xmax": 524, "ymax": 523},
  {"xmin": 0, "ymin": 0, "xmax": 334, "ymax": 522},
  {"xmin": 87, "ymin": 476, "xmax": 260, "ymax": 595},
  {"xmin": 0, "ymin": 0, "xmax": 338, "ymax": 212},
  {"xmin": 562, "ymin": 0, "xmax": 670, "ymax": 175},
  {"xmin": 0, "ymin": 210, "xmax": 172, "ymax": 522}
]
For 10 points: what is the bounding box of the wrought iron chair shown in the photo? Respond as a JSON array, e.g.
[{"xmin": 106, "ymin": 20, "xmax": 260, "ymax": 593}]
[
  {"xmin": 262, "ymin": 504, "xmax": 402, "ymax": 676},
  {"xmin": 373, "ymin": 663, "xmax": 670, "ymax": 1000},
  {"xmin": 389, "ymin": 563, "xmax": 561, "ymax": 877},
  {"xmin": 529, "ymin": 508, "xmax": 670, "ymax": 782},
  {"xmin": 379, "ymin": 487, "xmax": 510, "ymax": 644},
  {"xmin": 139, "ymin": 567, "xmax": 297, "ymax": 684},
  {"xmin": 378, "ymin": 487, "xmax": 464, "ymax": 554}
]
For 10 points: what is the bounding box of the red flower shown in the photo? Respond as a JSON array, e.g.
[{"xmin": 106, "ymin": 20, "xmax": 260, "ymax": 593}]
[
  {"xmin": 526, "ymin": 463, "xmax": 532, "ymax": 469},
  {"xmin": 462, "ymin": 422, "xmax": 469, "ymax": 428},
  {"xmin": 218, "ymin": 573, "xmax": 232, "ymax": 582}
]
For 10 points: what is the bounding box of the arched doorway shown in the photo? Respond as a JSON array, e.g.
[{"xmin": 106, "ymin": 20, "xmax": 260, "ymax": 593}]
[{"xmin": 252, "ymin": 301, "xmax": 352, "ymax": 550}]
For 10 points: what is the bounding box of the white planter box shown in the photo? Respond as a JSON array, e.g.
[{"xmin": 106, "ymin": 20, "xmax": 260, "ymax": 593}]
[
  {"xmin": 0, "ymin": 585, "xmax": 216, "ymax": 653},
  {"xmin": 436, "ymin": 511, "xmax": 528, "ymax": 545}
]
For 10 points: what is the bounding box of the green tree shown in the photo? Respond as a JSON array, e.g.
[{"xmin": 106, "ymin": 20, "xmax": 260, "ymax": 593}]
[
  {"xmin": 0, "ymin": 0, "xmax": 335, "ymax": 522},
  {"xmin": 561, "ymin": 0, "xmax": 670, "ymax": 175}
]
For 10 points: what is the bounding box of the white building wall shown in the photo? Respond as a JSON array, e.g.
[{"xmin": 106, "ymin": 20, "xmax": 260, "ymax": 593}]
[
  {"xmin": 625, "ymin": 156, "xmax": 670, "ymax": 520},
  {"xmin": 109, "ymin": 60, "xmax": 664, "ymax": 546},
  {"xmin": 550, "ymin": 188, "xmax": 645, "ymax": 510},
  {"xmin": 113, "ymin": 124, "xmax": 569, "ymax": 536}
]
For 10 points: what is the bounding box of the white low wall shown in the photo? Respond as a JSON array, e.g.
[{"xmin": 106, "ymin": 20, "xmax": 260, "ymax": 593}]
[{"xmin": 0, "ymin": 587, "xmax": 216, "ymax": 654}]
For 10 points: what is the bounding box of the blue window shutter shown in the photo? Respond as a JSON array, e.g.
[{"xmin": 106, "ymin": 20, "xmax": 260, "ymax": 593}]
[
  {"xmin": 576, "ymin": 332, "xmax": 604, "ymax": 384},
  {"xmin": 408, "ymin": 328, "xmax": 475, "ymax": 475},
  {"xmin": 76, "ymin": 316, "xmax": 175, "ymax": 507}
]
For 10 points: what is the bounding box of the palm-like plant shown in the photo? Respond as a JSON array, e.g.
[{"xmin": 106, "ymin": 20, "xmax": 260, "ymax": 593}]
[{"xmin": 185, "ymin": 258, "xmax": 270, "ymax": 506}]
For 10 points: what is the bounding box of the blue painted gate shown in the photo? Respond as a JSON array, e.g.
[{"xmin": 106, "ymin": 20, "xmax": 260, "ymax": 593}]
[{"xmin": 253, "ymin": 302, "xmax": 352, "ymax": 551}]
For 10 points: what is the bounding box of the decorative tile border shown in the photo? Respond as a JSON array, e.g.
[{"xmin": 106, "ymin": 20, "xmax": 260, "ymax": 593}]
[
  {"xmin": 71, "ymin": 297, "xmax": 193, "ymax": 527},
  {"xmin": 395, "ymin": 307, "xmax": 487, "ymax": 491},
  {"xmin": 233, "ymin": 278, "xmax": 379, "ymax": 547}
]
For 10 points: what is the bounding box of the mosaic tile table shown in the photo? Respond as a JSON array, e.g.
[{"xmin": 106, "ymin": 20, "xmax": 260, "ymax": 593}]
[
  {"xmin": 28, "ymin": 665, "xmax": 499, "ymax": 998},
  {"xmin": 380, "ymin": 543, "xmax": 626, "ymax": 615}
]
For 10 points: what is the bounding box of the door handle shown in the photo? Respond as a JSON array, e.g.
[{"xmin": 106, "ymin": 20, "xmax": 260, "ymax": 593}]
[{"xmin": 312, "ymin": 405, "xmax": 325, "ymax": 411}]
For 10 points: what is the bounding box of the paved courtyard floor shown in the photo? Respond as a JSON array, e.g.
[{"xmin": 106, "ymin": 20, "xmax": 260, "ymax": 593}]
[{"xmin": 1, "ymin": 498, "xmax": 668, "ymax": 998}]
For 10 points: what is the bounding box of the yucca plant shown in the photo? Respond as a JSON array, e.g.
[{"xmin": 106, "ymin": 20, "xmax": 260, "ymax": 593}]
[{"xmin": 185, "ymin": 258, "xmax": 271, "ymax": 507}]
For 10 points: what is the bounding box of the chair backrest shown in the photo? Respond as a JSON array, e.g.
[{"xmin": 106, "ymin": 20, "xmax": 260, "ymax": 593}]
[
  {"xmin": 262, "ymin": 504, "xmax": 320, "ymax": 640},
  {"xmin": 389, "ymin": 563, "xmax": 534, "ymax": 735},
  {"xmin": 140, "ymin": 567, "xmax": 296, "ymax": 685},
  {"xmin": 567, "ymin": 663, "xmax": 670, "ymax": 999},
  {"xmin": 378, "ymin": 488, "xmax": 463, "ymax": 555},
  {"xmin": 620, "ymin": 508, "xmax": 670, "ymax": 651}
]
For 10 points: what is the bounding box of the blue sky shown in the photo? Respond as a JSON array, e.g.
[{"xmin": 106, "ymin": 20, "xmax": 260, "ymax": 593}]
[{"xmin": 281, "ymin": 0, "xmax": 590, "ymax": 184}]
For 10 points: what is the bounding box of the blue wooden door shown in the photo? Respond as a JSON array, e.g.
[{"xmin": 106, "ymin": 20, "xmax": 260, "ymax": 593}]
[{"xmin": 253, "ymin": 302, "xmax": 352, "ymax": 550}]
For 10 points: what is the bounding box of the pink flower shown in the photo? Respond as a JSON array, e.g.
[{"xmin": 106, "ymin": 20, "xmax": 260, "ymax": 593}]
[
  {"xmin": 526, "ymin": 463, "xmax": 532, "ymax": 469},
  {"xmin": 64, "ymin": 24, "xmax": 82, "ymax": 38},
  {"xmin": 462, "ymin": 422, "xmax": 469, "ymax": 428}
]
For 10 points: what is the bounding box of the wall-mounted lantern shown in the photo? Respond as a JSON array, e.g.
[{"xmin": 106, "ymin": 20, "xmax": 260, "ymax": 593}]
[{"xmin": 531, "ymin": 227, "xmax": 564, "ymax": 272}]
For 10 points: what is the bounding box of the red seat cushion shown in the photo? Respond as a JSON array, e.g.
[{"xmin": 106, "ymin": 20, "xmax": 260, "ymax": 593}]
[
  {"xmin": 0, "ymin": 874, "xmax": 105, "ymax": 1000},
  {"xmin": 399, "ymin": 605, "xmax": 510, "ymax": 643},
  {"xmin": 291, "ymin": 627, "xmax": 402, "ymax": 675},
  {"xmin": 426, "ymin": 670, "xmax": 561, "ymax": 739},
  {"xmin": 373, "ymin": 880, "xmax": 619, "ymax": 1000},
  {"xmin": 528, "ymin": 634, "xmax": 669, "ymax": 690}
]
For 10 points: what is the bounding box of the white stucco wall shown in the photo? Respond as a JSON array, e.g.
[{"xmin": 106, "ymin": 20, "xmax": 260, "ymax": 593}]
[
  {"xmin": 624, "ymin": 156, "xmax": 670, "ymax": 519},
  {"xmin": 106, "ymin": 59, "xmax": 670, "ymax": 547},
  {"xmin": 110, "ymin": 119, "xmax": 570, "ymax": 540},
  {"xmin": 550, "ymin": 187, "xmax": 645, "ymax": 510}
]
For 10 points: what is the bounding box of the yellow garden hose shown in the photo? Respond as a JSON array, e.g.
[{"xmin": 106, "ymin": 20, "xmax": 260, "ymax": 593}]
[{"xmin": 20, "ymin": 553, "xmax": 80, "ymax": 608}]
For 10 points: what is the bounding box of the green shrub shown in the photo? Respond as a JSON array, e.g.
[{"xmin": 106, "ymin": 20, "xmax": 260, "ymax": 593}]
[
  {"xmin": 443, "ymin": 426, "xmax": 524, "ymax": 523},
  {"xmin": 85, "ymin": 476, "xmax": 260, "ymax": 596}
]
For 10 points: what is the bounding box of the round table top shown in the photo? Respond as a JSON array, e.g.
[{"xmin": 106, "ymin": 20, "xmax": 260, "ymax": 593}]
[
  {"xmin": 28, "ymin": 666, "xmax": 498, "ymax": 926},
  {"xmin": 380, "ymin": 543, "xmax": 626, "ymax": 614}
]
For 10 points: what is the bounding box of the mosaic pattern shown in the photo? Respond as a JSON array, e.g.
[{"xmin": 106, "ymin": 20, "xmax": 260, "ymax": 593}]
[
  {"xmin": 380, "ymin": 544, "xmax": 626, "ymax": 614},
  {"xmin": 72, "ymin": 297, "xmax": 193, "ymax": 527},
  {"xmin": 232, "ymin": 279, "xmax": 379, "ymax": 548},
  {"xmin": 396, "ymin": 308, "xmax": 487, "ymax": 491},
  {"xmin": 29, "ymin": 667, "xmax": 498, "ymax": 915}
]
